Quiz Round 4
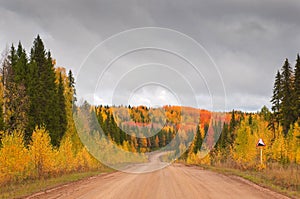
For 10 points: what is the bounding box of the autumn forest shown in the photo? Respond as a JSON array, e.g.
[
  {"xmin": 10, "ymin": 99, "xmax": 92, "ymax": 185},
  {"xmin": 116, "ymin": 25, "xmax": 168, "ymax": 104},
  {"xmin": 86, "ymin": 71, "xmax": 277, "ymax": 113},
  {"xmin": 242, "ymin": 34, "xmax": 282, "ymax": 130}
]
[{"xmin": 0, "ymin": 36, "xmax": 300, "ymax": 196}]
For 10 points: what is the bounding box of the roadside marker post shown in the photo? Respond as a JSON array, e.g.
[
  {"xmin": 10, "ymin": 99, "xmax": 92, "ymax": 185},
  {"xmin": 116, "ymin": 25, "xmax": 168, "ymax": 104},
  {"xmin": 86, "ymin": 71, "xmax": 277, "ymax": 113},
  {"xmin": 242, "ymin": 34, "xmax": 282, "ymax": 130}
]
[{"xmin": 256, "ymin": 138, "xmax": 266, "ymax": 165}]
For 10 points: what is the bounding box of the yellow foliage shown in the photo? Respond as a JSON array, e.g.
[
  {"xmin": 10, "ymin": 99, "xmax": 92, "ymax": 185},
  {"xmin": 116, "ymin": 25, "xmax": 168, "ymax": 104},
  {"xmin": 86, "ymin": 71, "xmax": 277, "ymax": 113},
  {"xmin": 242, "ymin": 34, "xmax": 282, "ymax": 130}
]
[
  {"xmin": 29, "ymin": 128, "xmax": 56, "ymax": 178},
  {"xmin": 186, "ymin": 151, "xmax": 211, "ymax": 165},
  {"xmin": 286, "ymin": 123, "xmax": 300, "ymax": 163},
  {"xmin": 271, "ymin": 128, "xmax": 287, "ymax": 163},
  {"xmin": 0, "ymin": 127, "xmax": 102, "ymax": 185},
  {"xmin": 197, "ymin": 151, "xmax": 211, "ymax": 165},
  {"xmin": 295, "ymin": 123, "xmax": 300, "ymax": 164},
  {"xmin": 186, "ymin": 152, "xmax": 196, "ymax": 164},
  {"xmin": 122, "ymin": 140, "xmax": 130, "ymax": 152},
  {"xmin": 296, "ymin": 148, "xmax": 300, "ymax": 164},
  {"xmin": 233, "ymin": 120, "xmax": 258, "ymax": 168},
  {"xmin": 75, "ymin": 147, "xmax": 99, "ymax": 171},
  {"xmin": 56, "ymin": 137, "xmax": 75, "ymax": 173},
  {"xmin": 0, "ymin": 131, "xmax": 30, "ymax": 184}
]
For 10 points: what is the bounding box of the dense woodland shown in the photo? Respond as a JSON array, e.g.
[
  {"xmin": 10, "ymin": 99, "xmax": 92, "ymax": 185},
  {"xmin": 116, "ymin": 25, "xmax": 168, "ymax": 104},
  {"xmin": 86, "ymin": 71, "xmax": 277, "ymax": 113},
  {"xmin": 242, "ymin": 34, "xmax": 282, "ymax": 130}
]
[
  {"xmin": 0, "ymin": 36, "xmax": 69, "ymax": 146},
  {"xmin": 0, "ymin": 37, "xmax": 299, "ymax": 190},
  {"xmin": 0, "ymin": 36, "xmax": 100, "ymax": 185}
]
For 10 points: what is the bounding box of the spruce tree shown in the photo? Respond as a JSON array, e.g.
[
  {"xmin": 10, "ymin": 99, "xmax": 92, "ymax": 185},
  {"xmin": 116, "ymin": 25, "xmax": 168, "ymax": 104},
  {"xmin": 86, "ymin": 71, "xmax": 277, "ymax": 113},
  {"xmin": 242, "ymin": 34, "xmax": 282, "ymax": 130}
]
[
  {"xmin": 0, "ymin": 102, "xmax": 4, "ymax": 131},
  {"xmin": 2, "ymin": 46, "xmax": 14, "ymax": 130},
  {"xmin": 229, "ymin": 110, "xmax": 236, "ymax": 132},
  {"xmin": 193, "ymin": 125, "xmax": 202, "ymax": 154},
  {"xmin": 28, "ymin": 35, "xmax": 47, "ymax": 130},
  {"xmin": 271, "ymin": 70, "xmax": 282, "ymax": 126},
  {"xmin": 27, "ymin": 50, "xmax": 41, "ymax": 135},
  {"xmin": 14, "ymin": 42, "xmax": 27, "ymax": 84},
  {"xmin": 67, "ymin": 70, "xmax": 77, "ymax": 113},
  {"xmin": 281, "ymin": 59, "xmax": 294, "ymax": 134},
  {"xmin": 2, "ymin": 44, "xmax": 29, "ymax": 133},
  {"xmin": 29, "ymin": 35, "xmax": 62, "ymax": 146},
  {"xmin": 45, "ymin": 51, "xmax": 61, "ymax": 146},
  {"xmin": 57, "ymin": 73, "xmax": 67, "ymax": 144},
  {"xmin": 294, "ymin": 54, "xmax": 300, "ymax": 121},
  {"xmin": 248, "ymin": 113, "xmax": 253, "ymax": 125},
  {"xmin": 228, "ymin": 110, "xmax": 237, "ymax": 145},
  {"xmin": 68, "ymin": 70, "xmax": 76, "ymax": 102}
]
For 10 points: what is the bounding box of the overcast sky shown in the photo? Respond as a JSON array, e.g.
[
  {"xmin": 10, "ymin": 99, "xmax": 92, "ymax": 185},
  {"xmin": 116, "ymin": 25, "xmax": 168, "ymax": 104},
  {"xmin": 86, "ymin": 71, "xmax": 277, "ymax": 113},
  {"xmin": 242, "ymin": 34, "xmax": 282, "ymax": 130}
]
[{"xmin": 1, "ymin": 0, "xmax": 300, "ymax": 112}]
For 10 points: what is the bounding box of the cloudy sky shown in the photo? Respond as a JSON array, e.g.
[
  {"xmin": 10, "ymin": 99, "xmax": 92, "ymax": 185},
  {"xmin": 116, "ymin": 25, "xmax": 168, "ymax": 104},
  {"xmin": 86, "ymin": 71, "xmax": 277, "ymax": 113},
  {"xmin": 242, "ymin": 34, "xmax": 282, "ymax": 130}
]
[{"xmin": 1, "ymin": 0, "xmax": 300, "ymax": 112}]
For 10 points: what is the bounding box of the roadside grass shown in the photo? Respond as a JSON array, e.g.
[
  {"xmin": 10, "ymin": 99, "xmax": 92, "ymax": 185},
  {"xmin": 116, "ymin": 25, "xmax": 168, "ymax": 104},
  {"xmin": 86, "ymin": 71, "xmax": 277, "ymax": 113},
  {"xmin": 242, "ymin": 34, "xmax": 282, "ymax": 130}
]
[
  {"xmin": 0, "ymin": 167, "xmax": 114, "ymax": 199},
  {"xmin": 199, "ymin": 164, "xmax": 300, "ymax": 199}
]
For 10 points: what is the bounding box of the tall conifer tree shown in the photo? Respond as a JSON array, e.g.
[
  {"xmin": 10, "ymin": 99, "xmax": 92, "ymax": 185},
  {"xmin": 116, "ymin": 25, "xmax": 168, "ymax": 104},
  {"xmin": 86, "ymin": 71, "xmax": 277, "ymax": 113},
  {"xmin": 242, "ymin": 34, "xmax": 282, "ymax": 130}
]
[
  {"xmin": 193, "ymin": 125, "xmax": 203, "ymax": 154},
  {"xmin": 280, "ymin": 59, "xmax": 294, "ymax": 134},
  {"xmin": 29, "ymin": 35, "xmax": 63, "ymax": 146},
  {"xmin": 271, "ymin": 70, "xmax": 282, "ymax": 126},
  {"xmin": 294, "ymin": 54, "xmax": 300, "ymax": 121},
  {"xmin": 57, "ymin": 73, "xmax": 67, "ymax": 144},
  {"xmin": 2, "ymin": 44, "xmax": 29, "ymax": 133}
]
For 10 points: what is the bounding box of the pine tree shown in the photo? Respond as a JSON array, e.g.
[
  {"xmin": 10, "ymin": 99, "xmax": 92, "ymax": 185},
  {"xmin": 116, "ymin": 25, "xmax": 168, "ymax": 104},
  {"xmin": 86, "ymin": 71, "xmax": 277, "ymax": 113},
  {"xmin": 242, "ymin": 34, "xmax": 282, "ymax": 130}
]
[
  {"xmin": 228, "ymin": 110, "xmax": 237, "ymax": 145},
  {"xmin": 248, "ymin": 113, "xmax": 253, "ymax": 125},
  {"xmin": 26, "ymin": 51, "xmax": 40, "ymax": 136},
  {"xmin": 2, "ymin": 44, "xmax": 29, "ymax": 133},
  {"xmin": 281, "ymin": 59, "xmax": 294, "ymax": 134},
  {"xmin": 28, "ymin": 35, "xmax": 63, "ymax": 146},
  {"xmin": 0, "ymin": 37, "xmax": 71, "ymax": 145},
  {"xmin": 28, "ymin": 35, "xmax": 47, "ymax": 131},
  {"xmin": 14, "ymin": 42, "xmax": 27, "ymax": 84},
  {"xmin": 3, "ymin": 45, "xmax": 16, "ymax": 130},
  {"xmin": 67, "ymin": 70, "xmax": 76, "ymax": 103},
  {"xmin": 45, "ymin": 51, "xmax": 61, "ymax": 146},
  {"xmin": 215, "ymin": 123, "xmax": 231, "ymax": 160},
  {"xmin": 229, "ymin": 110, "xmax": 236, "ymax": 132},
  {"xmin": 294, "ymin": 54, "xmax": 300, "ymax": 121},
  {"xmin": 57, "ymin": 73, "xmax": 67, "ymax": 144},
  {"xmin": 1, "ymin": 49, "xmax": 11, "ymax": 130},
  {"xmin": 0, "ymin": 101, "xmax": 4, "ymax": 131},
  {"xmin": 193, "ymin": 125, "xmax": 203, "ymax": 154},
  {"xmin": 271, "ymin": 71, "xmax": 282, "ymax": 126},
  {"xmin": 14, "ymin": 43, "xmax": 29, "ymax": 133}
]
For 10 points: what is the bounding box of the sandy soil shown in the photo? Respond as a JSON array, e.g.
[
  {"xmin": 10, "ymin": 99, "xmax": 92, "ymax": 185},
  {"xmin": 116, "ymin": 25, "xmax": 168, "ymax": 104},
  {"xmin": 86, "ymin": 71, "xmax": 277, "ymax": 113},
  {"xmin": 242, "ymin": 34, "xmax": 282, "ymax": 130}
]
[{"xmin": 26, "ymin": 154, "xmax": 290, "ymax": 199}]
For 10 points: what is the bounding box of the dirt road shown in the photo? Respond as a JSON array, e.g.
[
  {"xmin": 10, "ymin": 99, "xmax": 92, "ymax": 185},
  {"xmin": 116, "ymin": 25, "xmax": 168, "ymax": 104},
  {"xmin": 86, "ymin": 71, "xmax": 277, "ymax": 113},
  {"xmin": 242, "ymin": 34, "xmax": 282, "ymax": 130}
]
[{"xmin": 27, "ymin": 154, "xmax": 290, "ymax": 199}]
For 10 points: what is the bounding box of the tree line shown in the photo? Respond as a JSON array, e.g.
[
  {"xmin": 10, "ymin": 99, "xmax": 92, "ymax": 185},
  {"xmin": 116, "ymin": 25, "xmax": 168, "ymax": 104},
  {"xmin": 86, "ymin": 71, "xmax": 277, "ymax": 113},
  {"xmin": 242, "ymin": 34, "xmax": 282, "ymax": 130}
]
[{"xmin": 95, "ymin": 105, "xmax": 180, "ymax": 152}]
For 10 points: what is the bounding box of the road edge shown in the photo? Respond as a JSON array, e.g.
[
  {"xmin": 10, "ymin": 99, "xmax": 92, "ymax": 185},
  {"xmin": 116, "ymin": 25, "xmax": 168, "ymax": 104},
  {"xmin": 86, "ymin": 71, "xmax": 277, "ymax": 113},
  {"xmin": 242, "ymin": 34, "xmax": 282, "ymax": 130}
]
[
  {"xmin": 184, "ymin": 164, "xmax": 297, "ymax": 199},
  {"xmin": 17, "ymin": 170, "xmax": 115, "ymax": 199}
]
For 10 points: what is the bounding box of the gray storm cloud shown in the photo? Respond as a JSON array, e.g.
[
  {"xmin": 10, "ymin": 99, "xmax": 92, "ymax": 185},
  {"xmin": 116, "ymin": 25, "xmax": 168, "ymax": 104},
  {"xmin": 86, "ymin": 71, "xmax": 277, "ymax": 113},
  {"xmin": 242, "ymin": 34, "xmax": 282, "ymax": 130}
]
[{"xmin": 1, "ymin": 0, "xmax": 300, "ymax": 111}]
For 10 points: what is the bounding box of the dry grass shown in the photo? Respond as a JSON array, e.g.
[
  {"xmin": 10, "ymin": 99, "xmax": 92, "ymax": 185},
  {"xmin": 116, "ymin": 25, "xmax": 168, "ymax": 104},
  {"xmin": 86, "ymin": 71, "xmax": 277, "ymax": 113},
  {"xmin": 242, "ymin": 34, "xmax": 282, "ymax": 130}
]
[
  {"xmin": 262, "ymin": 163, "xmax": 300, "ymax": 194},
  {"xmin": 202, "ymin": 162, "xmax": 300, "ymax": 199},
  {"xmin": 0, "ymin": 168, "xmax": 113, "ymax": 199}
]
